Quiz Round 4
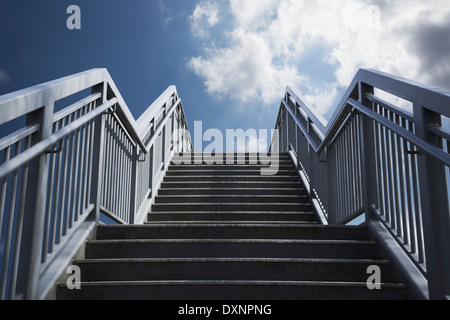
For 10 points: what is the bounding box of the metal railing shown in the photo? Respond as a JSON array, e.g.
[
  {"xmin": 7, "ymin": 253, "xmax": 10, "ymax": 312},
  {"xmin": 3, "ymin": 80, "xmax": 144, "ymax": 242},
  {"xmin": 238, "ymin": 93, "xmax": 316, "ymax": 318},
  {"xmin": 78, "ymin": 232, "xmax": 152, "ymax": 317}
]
[
  {"xmin": 0, "ymin": 69, "xmax": 192, "ymax": 299},
  {"xmin": 272, "ymin": 69, "xmax": 450, "ymax": 300}
]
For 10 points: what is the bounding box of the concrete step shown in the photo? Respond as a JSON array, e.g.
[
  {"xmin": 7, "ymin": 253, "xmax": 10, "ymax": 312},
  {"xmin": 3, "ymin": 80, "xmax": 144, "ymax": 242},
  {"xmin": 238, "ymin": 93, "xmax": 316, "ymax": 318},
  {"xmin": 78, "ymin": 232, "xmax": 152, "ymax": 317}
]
[
  {"xmin": 146, "ymin": 212, "xmax": 318, "ymax": 222},
  {"xmin": 153, "ymin": 195, "xmax": 310, "ymax": 204},
  {"xmin": 165, "ymin": 170, "xmax": 296, "ymax": 177},
  {"xmin": 168, "ymin": 164, "xmax": 294, "ymax": 171},
  {"xmin": 85, "ymin": 239, "xmax": 378, "ymax": 259},
  {"xmin": 160, "ymin": 181, "xmax": 303, "ymax": 189},
  {"xmin": 95, "ymin": 225, "xmax": 369, "ymax": 241},
  {"xmin": 56, "ymin": 280, "xmax": 407, "ymax": 300},
  {"xmin": 157, "ymin": 188, "xmax": 305, "ymax": 196},
  {"xmin": 172, "ymin": 153, "xmax": 291, "ymax": 161},
  {"xmin": 144, "ymin": 221, "xmax": 319, "ymax": 226},
  {"xmin": 74, "ymin": 258, "xmax": 394, "ymax": 282},
  {"xmin": 151, "ymin": 203, "xmax": 312, "ymax": 212},
  {"xmin": 163, "ymin": 175, "xmax": 300, "ymax": 182}
]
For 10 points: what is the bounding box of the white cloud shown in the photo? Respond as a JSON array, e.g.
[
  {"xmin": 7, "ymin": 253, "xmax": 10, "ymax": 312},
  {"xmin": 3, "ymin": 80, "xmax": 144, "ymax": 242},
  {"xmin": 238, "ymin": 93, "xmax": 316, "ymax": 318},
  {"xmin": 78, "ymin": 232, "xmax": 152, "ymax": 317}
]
[
  {"xmin": 189, "ymin": 1, "xmax": 220, "ymax": 38},
  {"xmin": 188, "ymin": 0, "xmax": 450, "ymax": 119},
  {"xmin": 225, "ymin": 129, "xmax": 269, "ymax": 153}
]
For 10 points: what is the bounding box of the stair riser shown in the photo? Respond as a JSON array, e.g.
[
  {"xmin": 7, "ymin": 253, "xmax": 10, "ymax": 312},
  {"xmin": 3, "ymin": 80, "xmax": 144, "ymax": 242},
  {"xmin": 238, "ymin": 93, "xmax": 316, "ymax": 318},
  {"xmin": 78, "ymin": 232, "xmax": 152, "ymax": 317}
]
[
  {"xmin": 163, "ymin": 176, "xmax": 300, "ymax": 182},
  {"xmin": 158, "ymin": 189, "xmax": 305, "ymax": 196},
  {"xmin": 154, "ymin": 196, "xmax": 309, "ymax": 204},
  {"xmin": 57, "ymin": 283, "xmax": 407, "ymax": 300},
  {"xmin": 146, "ymin": 213, "xmax": 318, "ymax": 222},
  {"xmin": 166, "ymin": 172, "xmax": 295, "ymax": 178},
  {"xmin": 76, "ymin": 261, "xmax": 393, "ymax": 282},
  {"xmin": 85, "ymin": 242, "xmax": 378, "ymax": 259},
  {"xmin": 171, "ymin": 155, "xmax": 291, "ymax": 161},
  {"xmin": 160, "ymin": 182, "xmax": 303, "ymax": 189},
  {"xmin": 168, "ymin": 165, "xmax": 294, "ymax": 171},
  {"xmin": 96, "ymin": 226, "xmax": 369, "ymax": 241},
  {"xmin": 151, "ymin": 204, "xmax": 312, "ymax": 212}
]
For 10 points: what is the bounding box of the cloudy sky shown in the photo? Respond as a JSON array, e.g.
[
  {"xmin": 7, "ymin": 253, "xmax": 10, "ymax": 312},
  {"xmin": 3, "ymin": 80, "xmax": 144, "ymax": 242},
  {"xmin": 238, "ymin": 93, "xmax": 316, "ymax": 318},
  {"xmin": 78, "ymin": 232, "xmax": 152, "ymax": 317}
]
[{"xmin": 1, "ymin": 0, "xmax": 449, "ymax": 151}]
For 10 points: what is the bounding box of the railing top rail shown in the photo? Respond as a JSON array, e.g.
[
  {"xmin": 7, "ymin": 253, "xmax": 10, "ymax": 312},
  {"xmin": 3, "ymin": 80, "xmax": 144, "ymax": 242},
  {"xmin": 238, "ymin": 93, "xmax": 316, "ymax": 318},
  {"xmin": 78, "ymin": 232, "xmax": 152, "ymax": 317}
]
[
  {"xmin": 136, "ymin": 85, "xmax": 177, "ymax": 129},
  {"xmin": 348, "ymin": 98, "xmax": 450, "ymax": 167},
  {"xmin": 0, "ymin": 69, "xmax": 192, "ymax": 154},
  {"xmin": 282, "ymin": 68, "xmax": 450, "ymax": 154},
  {"xmin": 0, "ymin": 69, "xmax": 106, "ymax": 126},
  {"xmin": 0, "ymin": 98, "xmax": 118, "ymax": 180}
]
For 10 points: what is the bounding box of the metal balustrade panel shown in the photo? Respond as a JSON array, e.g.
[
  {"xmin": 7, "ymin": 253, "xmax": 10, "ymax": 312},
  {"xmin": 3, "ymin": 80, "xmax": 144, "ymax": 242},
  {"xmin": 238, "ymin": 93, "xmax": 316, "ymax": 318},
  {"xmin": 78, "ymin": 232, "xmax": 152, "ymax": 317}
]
[
  {"xmin": 272, "ymin": 68, "xmax": 450, "ymax": 299},
  {"xmin": 0, "ymin": 69, "xmax": 192, "ymax": 299}
]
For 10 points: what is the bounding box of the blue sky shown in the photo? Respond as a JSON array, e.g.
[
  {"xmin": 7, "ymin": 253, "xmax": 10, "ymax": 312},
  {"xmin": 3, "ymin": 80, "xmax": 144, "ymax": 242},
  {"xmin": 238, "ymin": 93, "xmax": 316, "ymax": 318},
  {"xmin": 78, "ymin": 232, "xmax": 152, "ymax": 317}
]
[{"xmin": 1, "ymin": 0, "xmax": 450, "ymax": 152}]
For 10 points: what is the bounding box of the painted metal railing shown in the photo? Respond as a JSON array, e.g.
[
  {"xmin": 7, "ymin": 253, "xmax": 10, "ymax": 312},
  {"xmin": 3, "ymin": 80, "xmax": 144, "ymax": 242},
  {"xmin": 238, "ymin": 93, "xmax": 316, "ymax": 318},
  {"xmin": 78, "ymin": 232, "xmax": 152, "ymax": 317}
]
[
  {"xmin": 0, "ymin": 69, "xmax": 192, "ymax": 299},
  {"xmin": 272, "ymin": 69, "xmax": 450, "ymax": 299}
]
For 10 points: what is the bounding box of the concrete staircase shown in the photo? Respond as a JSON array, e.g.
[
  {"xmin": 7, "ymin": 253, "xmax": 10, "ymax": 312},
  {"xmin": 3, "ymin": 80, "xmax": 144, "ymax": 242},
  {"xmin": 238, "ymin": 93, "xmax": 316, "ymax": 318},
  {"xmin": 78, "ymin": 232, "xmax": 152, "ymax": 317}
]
[{"xmin": 56, "ymin": 153, "xmax": 408, "ymax": 300}]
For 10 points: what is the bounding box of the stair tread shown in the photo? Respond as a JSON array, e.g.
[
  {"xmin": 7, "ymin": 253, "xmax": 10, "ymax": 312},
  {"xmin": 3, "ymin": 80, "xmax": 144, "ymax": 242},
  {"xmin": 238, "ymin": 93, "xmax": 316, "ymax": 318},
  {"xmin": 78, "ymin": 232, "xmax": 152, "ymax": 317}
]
[
  {"xmin": 118, "ymin": 223, "xmax": 324, "ymax": 228},
  {"xmin": 155, "ymin": 194, "xmax": 307, "ymax": 197},
  {"xmin": 148, "ymin": 211, "xmax": 315, "ymax": 214},
  {"xmin": 88, "ymin": 239, "xmax": 377, "ymax": 244},
  {"xmin": 158, "ymin": 188, "xmax": 304, "ymax": 191},
  {"xmin": 57, "ymin": 280, "xmax": 406, "ymax": 288},
  {"xmin": 98, "ymin": 224, "xmax": 365, "ymax": 229},
  {"xmin": 145, "ymin": 220, "xmax": 318, "ymax": 224},
  {"xmin": 75, "ymin": 257, "xmax": 390, "ymax": 263}
]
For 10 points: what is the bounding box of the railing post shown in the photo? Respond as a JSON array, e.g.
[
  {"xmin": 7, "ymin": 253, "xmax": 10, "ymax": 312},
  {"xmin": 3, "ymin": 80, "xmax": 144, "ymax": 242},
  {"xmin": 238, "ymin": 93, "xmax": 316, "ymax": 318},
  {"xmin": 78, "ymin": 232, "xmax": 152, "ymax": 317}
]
[
  {"xmin": 17, "ymin": 101, "xmax": 54, "ymax": 299},
  {"xmin": 88, "ymin": 82, "xmax": 107, "ymax": 223},
  {"xmin": 358, "ymin": 82, "xmax": 377, "ymax": 222},
  {"xmin": 414, "ymin": 104, "xmax": 450, "ymax": 300}
]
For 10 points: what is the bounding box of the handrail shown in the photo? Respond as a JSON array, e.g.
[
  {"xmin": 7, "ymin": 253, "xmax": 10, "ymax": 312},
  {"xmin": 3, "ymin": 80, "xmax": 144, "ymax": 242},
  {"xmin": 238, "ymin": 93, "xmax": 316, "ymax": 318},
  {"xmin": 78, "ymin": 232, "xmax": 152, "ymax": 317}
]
[
  {"xmin": 0, "ymin": 98, "xmax": 118, "ymax": 180},
  {"xmin": 272, "ymin": 68, "xmax": 450, "ymax": 300},
  {"xmin": 347, "ymin": 98, "xmax": 450, "ymax": 167},
  {"xmin": 0, "ymin": 69, "xmax": 192, "ymax": 300}
]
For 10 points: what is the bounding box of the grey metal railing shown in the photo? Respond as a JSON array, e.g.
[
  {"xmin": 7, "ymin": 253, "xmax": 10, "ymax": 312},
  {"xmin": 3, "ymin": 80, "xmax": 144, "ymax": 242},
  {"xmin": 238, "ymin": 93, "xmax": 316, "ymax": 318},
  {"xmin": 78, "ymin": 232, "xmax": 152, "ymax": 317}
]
[
  {"xmin": 0, "ymin": 69, "xmax": 192, "ymax": 300},
  {"xmin": 271, "ymin": 68, "xmax": 450, "ymax": 299}
]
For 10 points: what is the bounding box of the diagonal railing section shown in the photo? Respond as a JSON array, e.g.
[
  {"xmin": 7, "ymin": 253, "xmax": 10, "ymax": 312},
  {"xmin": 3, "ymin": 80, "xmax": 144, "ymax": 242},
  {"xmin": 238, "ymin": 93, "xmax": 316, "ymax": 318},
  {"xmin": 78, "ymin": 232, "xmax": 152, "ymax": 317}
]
[
  {"xmin": 0, "ymin": 69, "xmax": 192, "ymax": 299},
  {"xmin": 272, "ymin": 69, "xmax": 450, "ymax": 300}
]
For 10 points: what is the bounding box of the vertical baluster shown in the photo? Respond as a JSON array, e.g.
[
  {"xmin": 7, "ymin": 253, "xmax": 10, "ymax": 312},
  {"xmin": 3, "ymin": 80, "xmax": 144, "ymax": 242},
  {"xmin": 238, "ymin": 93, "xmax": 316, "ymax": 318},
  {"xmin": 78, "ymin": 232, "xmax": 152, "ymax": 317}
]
[
  {"xmin": 343, "ymin": 124, "xmax": 351, "ymax": 217},
  {"xmin": 396, "ymin": 116, "xmax": 408, "ymax": 244},
  {"xmin": 354, "ymin": 116, "xmax": 363, "ymax": 211},
  {"xmin": 9, "ymin": 135, "xmax": 31, "ymax": 299},
  {"xmin": 408, "ymin": 121, "xmax": 425, "ymax": 263},
  {"xmin": 71, "ymin": 110, "xmax": 82, "ymax": 224},
  {"xmin": 111, "ymin": 119, "xmax": 119, "ymax": 215},
  {"xmin": 118, "ymin": 130, "xmax": 125, "ymax": 221},
  {"xmin": 337, "ymin": 136, "xmax": 344, "ymax": 221},
  {"xmin": 346, "ymin": 120, "xmax": 355, "ymax": 215},
  {"xmin": 85, "ymin": 101, "xmax": 96, "ymax": 210},
  {"xmin": 0, "ymin": 147, "xmax": 11, "ymax": 232},
  {"xmin": 351, "ymin": 116, "xmax": 359, "ymax": 211},
  {"xmin": 50, "ymin": 120, "xmax": 63, "ymax": 253},
  {"xmin": 0, "ymin": 142, "xmax": 20, "ymax": 299},
  {"xmin": 58, "ymin": 116, "xmax": 70, "ymax": 243},
  {"xmin": 103, "ymin": 116, "xmax": 111, "ymax": 213},
  {"xmin": 64, "ymin": 114, "xmax": 76, "ymax": 233},
  {"xmin": 101, "ymin": 115, "xmax": 110, "ymax": 209},
  {"xmin": 374, "ymin": 109, "xmax": 384, "ymax": 212},
  {"xmin": 42, "ymin": 125, "xmax": 57, "ymax": 262},
  {"xmin": 82, "ymin": 103, "xmax": 92, "ymax": 211},
  {"xmin": 389, "ymin": 112, "xmax": 401, "ymax": 237},
  {"xmin": 403, "ymin": 119, "xmax": 416, "ymax": 254},
  {"xmin": 76, "ymin": 105, "xmax": 87, "ymax": 218},
  {"xmin": 382, "ymin": 108, "xmax": 393, "ymax": 224},
  {"xmin": 380, "ymin": 108, "xmax": 390, "ymax": 221}
]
